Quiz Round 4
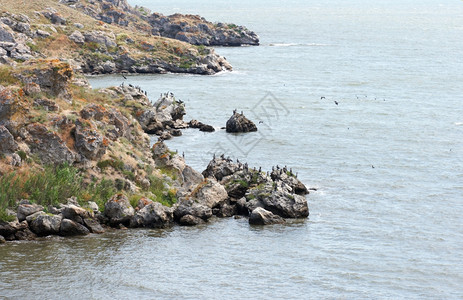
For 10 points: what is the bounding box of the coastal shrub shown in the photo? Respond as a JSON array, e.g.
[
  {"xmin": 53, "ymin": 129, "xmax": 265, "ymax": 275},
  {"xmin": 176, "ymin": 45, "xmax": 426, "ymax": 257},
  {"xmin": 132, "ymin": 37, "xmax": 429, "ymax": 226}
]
[{"xmin": 0, "ymin": 66, "xmax": 17, "ymax": 85}]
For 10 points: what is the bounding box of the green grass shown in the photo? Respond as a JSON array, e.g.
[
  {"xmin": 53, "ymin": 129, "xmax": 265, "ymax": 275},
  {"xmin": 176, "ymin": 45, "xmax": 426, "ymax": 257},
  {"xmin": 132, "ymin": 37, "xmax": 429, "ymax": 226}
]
[
  {"xmin": 0, "ymin": 164, "xmax": 117, "ymax": 219},
  {"xmin": 0, "ymin": 65, "xmax": 18, "ymax": 85}
]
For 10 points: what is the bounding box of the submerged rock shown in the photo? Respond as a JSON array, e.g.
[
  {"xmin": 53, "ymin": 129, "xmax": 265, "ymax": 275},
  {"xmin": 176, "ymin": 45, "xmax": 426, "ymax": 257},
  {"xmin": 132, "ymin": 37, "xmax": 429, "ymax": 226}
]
[{"xmin": 226, "ymin": 112, "xmax": 257, "ymax": 133}]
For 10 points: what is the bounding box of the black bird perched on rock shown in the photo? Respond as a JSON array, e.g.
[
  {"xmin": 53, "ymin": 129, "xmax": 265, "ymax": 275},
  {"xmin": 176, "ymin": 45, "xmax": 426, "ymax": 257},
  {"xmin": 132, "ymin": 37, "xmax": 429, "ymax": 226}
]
[
  {"xmin": 221, "ymin": 154, "xmax": 225, "ymax": 159},
  {"xmin": 241, "ymin": 111, "xmax": 243, "ymax": 115},
  {"xmin": 233, "ymin": 109, "xmax": 237, "ymax": 114},
  {"xmin": 213, "ymin": 153, "xmax": 216, "ymax": 159},
  {"xmin": 182, "ymin": 152, "xmax": 185, "ymax": 158},
  {"xmin": 259, "ymin": 167, "xmax": 261, "ymax": 172}
]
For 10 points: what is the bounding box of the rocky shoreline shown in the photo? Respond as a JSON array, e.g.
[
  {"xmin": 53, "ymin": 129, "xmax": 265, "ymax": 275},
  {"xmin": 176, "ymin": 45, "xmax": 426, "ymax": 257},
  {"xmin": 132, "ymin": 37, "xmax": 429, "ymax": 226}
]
[{"xmin": 0, "ymin": 0, "xmax": 310, "ymax": 244}]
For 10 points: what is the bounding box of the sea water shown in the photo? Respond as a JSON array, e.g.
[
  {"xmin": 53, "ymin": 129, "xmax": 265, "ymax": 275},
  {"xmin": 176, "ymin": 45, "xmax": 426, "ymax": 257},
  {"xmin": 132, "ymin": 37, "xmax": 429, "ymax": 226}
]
[{"xmin": 1, "ymin": 0, "xmax": 462, "ymax": 298}]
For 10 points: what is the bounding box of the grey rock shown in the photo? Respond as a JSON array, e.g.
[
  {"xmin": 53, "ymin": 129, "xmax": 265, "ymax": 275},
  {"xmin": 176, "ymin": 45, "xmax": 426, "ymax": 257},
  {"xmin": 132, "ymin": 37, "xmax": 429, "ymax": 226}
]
[
  {"xmin": 0, "ymin": 26, "xmax": 15, "ymax": 42},
  {"xmin": 178, "ymin": 214, "xmax": 204, "ymax": 226},
  {"xmin": 11, "ymin": 153, "xmax": 21, "ymax": 166},
  {"xmin": 83, "ymin": 31, "xmax": 116, "ymax": 48},
  {"xmin": 17, "ymin": 203, "xmax": 44, "ymax": 222},
  {"xmin": 87, "ymin": 201, "xmax": 99, "ymax": 213},
  {"xmin": 61, "ymin": 204, "xmax": 94, "ymax": 224},
  {"xmin": 33, "ymin": 98, "xmax": 59, "ymax": 111},
  {"xmin": 29, "ymin": 214, "xmax": 62, "ymax": 236},
  {"xmin": 83, "ymin": 218, "xmax": 105, "ymax": 233},
  {"xmin": 36, "ymin": 30, "xmax": 50, "ymax": 38},
  {"xmin": 182, "ymin": 165, "xmax": 204, "ymax": 190},
  {"xmin": 192, "ymin": 178, "xmax": 228, "ymax": 209},
  {"xmin": 130, "ymin": 202, "xmax": 174, "ymax": 228},
  {"xmin": 69, "ymin": 30, "xmax": 85, "ymax": 44},
  {"xmin": 60, "ymin": 219, "xmax": 90, "ymax": 236},
  {"xmin": 0, "ymin": 125, "xmax": 18, "ymax": 153},
  {"xmin": 226, "ymin": 112, "xmax": 257, "ymax": 133},
  {"xmin": 0, "ymin": 235, "xmax": 5, "ymax": 243},
  {"xmin": 249, "ymin": 207, "xmax": 285, "ymax": 225},
  {"xmin": 104, "ymin": 194, "xmax": 135, "ymax": 226},
  {"xmin": 174, "ymin": 200, "xmax": 212, "ymax": 221}
]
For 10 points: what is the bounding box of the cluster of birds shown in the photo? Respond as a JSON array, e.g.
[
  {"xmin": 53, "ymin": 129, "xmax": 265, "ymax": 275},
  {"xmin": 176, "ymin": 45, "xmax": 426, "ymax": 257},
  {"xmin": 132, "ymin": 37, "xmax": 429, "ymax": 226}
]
[
  {"xmin": 213, "ymin": 154, "xmax": 297, "ymax": 178},
  {"xmin": 120, "ymin": 81, "xmax": 148, "ymax": 96},
  {"xmin": 320, "ymin": 95, "xmax": 386, "ymax": 106}
]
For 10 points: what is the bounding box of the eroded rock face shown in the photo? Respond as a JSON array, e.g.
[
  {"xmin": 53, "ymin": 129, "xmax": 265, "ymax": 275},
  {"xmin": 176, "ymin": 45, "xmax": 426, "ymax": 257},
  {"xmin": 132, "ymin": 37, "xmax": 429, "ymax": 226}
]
[
  {"xmin": 249, "ymin": 207, "xmax": 285, "ymax": 225},
  {"xmin": 226, "ymin": 112, "xmax": 257, "ymax": 133},
  {"xmin": 74, "ymin": 119, "xmax": 107, "ymax": 160},
  {"xmin": 27, "ymin": 123, "xmax": 75, "ymax": 165},
  {"xmin": 0, "ymin": 125, "xmax": 18, "ymax": 153},
  {"xmin": 104, "ymin": 194, "xmax": 135, "ymax": 226}
]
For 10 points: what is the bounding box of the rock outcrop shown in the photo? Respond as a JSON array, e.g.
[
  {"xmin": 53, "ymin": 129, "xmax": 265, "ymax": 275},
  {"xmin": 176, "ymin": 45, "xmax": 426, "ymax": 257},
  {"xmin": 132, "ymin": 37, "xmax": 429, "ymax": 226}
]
[
  {"xmin": 146, "ymin": 13, "xmax": 259, "ymax": 46},
  {"xmin": 226, "ymin": 111, "xmax": 257, "ymax": 133}
]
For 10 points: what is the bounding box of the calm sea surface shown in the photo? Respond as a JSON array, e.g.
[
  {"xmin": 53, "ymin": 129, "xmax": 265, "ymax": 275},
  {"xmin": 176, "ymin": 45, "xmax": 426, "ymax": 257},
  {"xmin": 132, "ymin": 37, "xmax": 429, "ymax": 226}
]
[{"xmin": 1, "ymin": 0, "xmax": 462, "ymax": 298}]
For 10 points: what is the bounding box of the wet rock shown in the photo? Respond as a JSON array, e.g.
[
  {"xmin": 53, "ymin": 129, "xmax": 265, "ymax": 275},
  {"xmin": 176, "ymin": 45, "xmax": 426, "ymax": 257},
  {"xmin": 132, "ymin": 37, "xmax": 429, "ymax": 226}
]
[
  {"xmin": 249, "ymin": 207, "xmax": 285, "ymax": 225},
  {"xmin": 0, "ymin": 125, "xmax": 18, "ymax": 153},
  {"xmin": 27, "ymin": 123, "xmax": 75, "ymax": 165},
  {"xmin": 83, "ymin": 218, "xmax": 105, "ymax": 234},
  {"xmin": 188, "ymin": 119, "xmax": 215, "ymax": 132},
  {"xmin": 217, "ymin": 202, "xmax": 238, "ymax": 218},
  {"xmin": 29, "ymin": 214, "xmax": 62, "ymax": 236},
  {"xmin": 178, "ymin": 214, "xmax": 204, "ymax": 226},
  {"xmin": 174, "ymin": 200, "xmax": 212, "ymax": 221},
  {"xmin": 15, "ymin": 227, "xmax": 37, "ymax": 240},
  {"xmin": 17, "ymin": 203, "xmax": 44, "ymax": 222},
  {"xmin": 0, "ymin": 220, "xmax": 28, "ymax": 237},
  {"xmin": 226, "ymin": 112, "xmax": 257, "ymax": 133},
  {"xmin": 0, "ymin": 235, "xmax": 5, "ymax": 243},
  {"xmin": 60, "ymin": 219, "xmax": 90, "ymax": 236},
  {"xmin": 104, "ymin": 194, "xmax": 135, "ymax": 226},
  {"xmin": 130, "ymin": 202, "xmax": 174, "ymax": 228}
]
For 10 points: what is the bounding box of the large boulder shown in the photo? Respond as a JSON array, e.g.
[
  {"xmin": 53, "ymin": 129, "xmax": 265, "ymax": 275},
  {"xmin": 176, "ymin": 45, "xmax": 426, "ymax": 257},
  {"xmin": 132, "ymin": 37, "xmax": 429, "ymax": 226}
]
[
  {"xmin": 130, "ymin": 202, "xmax": 174, "ymax": 228},
  {"xmin": 29, "ymin": 213, "xmax": 62, "ymax": 236},
  {"xmin": 202, "ymin": 157, "xmax": 241, "ymax": 181},
  {"xmin": 191, "ymin": 178, "xmax": 228, "ymax": 209},
  {"xmin": 60, "ymin": 219, "xmax": 90, "ymax": 236},
  {"xmin": 83, "ymin": 31, "xmax": 117, "ymax": 48},
  {"xmin": 174, "ymin": 200, "xmax": 212, "ymax": 222},
  {"xmin": 104, "ymin": 194, "xmax": 135, "ymax": 226},
  {"xmin": 249, "ymin": 207, "xmax": 285, "ymax": 225},
  {"xmin": 83, "ymin": 218, "xmax": 105, "ymax": 233},
  {"xmin": 17, "ymin": 203, "xmax": 44, "ymax": 222},
  {"xmin": 226, "ymin": 111, "xmax": 257, "ymax": 133},
  {"xmin": 61, "ymin": 204, "xmax": 94, "ymax": 224},
  {"xmin": 0, "ymin": 220, "xmax": 28, "ymax": 238}
]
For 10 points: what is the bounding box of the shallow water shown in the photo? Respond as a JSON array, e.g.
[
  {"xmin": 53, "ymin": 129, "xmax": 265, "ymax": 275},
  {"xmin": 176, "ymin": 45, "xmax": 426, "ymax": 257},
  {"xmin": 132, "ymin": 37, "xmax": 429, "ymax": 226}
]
[{"xmin": 1, "ymin": 0, "xmax": 463, "ymax": 298}]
